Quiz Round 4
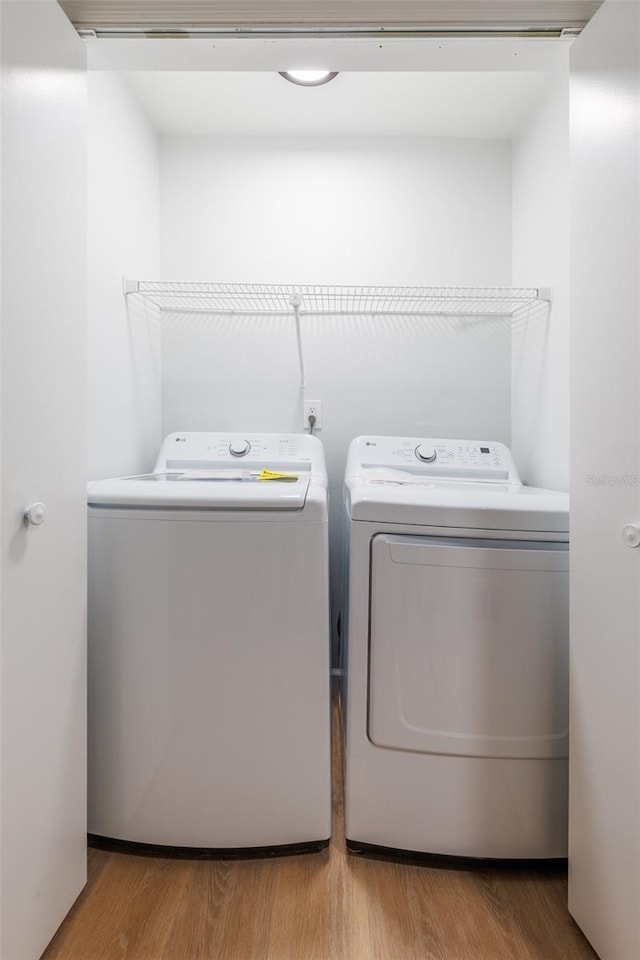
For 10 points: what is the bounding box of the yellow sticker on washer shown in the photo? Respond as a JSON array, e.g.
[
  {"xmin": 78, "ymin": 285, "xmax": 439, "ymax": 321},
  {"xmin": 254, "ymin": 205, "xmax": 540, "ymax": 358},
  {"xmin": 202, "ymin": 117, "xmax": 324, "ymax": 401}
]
[{"xmin": 255, "ymin": 469, "xmax": 299, "ymax": 482}]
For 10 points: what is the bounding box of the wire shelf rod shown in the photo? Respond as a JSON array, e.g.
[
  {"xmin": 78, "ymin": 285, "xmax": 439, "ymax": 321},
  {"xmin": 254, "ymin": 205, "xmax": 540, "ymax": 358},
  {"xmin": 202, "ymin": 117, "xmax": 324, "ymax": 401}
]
[{"xmin": 139, "ymin": 307, "xmax": 531, "ymax": 320}]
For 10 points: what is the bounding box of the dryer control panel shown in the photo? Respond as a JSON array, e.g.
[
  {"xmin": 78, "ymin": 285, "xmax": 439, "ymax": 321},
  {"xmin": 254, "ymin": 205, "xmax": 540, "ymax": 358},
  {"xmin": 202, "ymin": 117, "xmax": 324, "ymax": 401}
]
[{"xmin": 345, "ymin": 436, "xmax": 521, "ymax": 484}]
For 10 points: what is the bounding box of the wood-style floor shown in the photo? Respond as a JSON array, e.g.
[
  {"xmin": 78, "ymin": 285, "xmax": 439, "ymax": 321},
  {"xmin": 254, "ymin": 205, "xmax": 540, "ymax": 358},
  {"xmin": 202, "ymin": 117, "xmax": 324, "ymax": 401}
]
[{"xmin": 43, "ymin": 696, "xmax": 598, "ymax": 960}]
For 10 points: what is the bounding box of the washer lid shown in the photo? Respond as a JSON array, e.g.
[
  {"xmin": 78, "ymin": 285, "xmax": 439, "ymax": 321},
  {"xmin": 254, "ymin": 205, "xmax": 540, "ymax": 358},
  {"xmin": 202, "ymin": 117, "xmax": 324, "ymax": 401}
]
[
  {"xmin": 346, "ymin": 477, "xmax": 569, "ymax": 534},
  {"xmin": 88, "ymin": 431, "xmax": 328, "ymax": 511},
  {"xmin": 87, "ymin": 472, "xmax": 311, "ymax": 510}
]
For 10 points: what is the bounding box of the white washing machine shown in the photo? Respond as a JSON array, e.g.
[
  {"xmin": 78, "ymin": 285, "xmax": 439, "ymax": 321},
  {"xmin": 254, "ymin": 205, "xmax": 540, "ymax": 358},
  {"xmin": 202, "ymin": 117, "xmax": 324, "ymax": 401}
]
[
  {"xmin": 343, "ymin": 436, "xmax": 569, "ymax": 860},
  {"xmin": 87, "ymin": 432, "xmax": 331, "ymax": 854}
]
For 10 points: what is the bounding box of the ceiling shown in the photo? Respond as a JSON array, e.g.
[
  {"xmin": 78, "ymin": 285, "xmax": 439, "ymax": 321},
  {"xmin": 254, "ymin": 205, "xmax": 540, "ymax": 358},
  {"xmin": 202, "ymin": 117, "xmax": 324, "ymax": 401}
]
[{"xmin": 126, "ymin": 70, "xmax": 552, "ymax": 138}]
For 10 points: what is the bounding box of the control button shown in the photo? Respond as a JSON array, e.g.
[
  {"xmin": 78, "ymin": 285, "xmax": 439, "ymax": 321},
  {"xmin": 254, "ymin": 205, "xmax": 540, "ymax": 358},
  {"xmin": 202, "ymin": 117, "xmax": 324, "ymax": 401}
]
[
  {"xmin": 415, "ymin": 444, "xmax": 437, "ymax": 463},
  {"xmin": 229, "ymin": 439, "xmax": 251, "ymax": 458}
]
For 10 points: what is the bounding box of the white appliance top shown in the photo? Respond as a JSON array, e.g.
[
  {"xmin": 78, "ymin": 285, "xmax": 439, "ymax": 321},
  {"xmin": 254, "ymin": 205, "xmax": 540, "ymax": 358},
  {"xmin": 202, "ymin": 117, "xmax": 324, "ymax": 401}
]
[
  {"xmin": 88, "ymin": 432, "xmax": 327, "ymax": 511},
  {"xmin": 345, "ymin": 436, "xmax": 569, "ymax": 534}
]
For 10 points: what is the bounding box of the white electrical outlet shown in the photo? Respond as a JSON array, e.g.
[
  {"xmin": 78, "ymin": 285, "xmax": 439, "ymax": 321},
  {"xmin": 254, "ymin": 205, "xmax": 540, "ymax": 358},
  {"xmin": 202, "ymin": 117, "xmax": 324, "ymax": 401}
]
[{"xmin": 303, "ymin": 400, "xmax": 323, "ymax": 430}]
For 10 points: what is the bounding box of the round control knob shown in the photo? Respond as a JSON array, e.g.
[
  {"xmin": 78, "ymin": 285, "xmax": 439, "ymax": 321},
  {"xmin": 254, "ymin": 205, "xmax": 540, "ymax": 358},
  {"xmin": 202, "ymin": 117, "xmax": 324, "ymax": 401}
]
[
  {"xmin": 24, "ymin": 502, "xmax": 46, "ymax": 526},
  {"xmin": 415, "ymin": 444, "xmax": 437, "ymax": 463},
  {"xmin": 229, "ymin": 439, "xmax": 251, "ymax": 458}
]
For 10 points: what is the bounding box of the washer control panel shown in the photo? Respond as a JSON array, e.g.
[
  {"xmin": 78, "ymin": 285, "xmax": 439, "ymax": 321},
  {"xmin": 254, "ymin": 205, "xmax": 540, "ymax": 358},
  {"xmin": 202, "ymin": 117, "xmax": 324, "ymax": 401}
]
[
  {"xmin": 348, "ymin": 436, "xmax": 520, "ymax": 483},
  {"xmin": 155, "ymin": 432, "xmax": 325, "ymax": 474}
]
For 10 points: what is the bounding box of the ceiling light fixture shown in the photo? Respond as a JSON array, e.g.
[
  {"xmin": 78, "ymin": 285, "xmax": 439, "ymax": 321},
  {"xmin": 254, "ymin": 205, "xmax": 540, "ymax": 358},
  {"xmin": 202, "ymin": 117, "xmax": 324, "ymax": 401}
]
[{"xmin": 279, "ymin": 70, "xmax": 339, "ymax": 87}]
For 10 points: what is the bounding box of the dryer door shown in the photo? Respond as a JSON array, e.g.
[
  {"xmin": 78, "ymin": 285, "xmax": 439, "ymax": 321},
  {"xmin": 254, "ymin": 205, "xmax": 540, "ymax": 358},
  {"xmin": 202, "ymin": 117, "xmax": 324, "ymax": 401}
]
[{"xmin": 368, "ymin": 534, "xmax": 569, "ymax": 760}]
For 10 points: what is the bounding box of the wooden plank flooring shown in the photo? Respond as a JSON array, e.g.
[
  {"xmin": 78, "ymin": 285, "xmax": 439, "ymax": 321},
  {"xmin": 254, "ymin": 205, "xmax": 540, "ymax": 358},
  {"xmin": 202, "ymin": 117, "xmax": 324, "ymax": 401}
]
[{"xmin": 43, "ymin": 696, "xmax": 598, "ymax": 960}]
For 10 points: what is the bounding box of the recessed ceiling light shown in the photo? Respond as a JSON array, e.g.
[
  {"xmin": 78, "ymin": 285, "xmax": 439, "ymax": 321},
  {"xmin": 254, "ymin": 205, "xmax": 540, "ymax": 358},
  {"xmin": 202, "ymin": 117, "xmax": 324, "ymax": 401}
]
[{"xmin": 279, "ymin": 70, "xmax": 339, "ymax": 87}]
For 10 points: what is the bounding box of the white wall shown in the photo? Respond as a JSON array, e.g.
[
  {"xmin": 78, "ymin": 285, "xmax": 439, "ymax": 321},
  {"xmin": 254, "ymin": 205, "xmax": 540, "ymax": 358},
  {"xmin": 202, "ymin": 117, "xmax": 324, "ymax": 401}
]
[
  {"xmin": 511, "ymin": 76, "xmax": 570, "ymax": 492},
  {"xmin": 159, "ymin": 135, "xmax": 512, "ymax": 641},
  {"xmin": 161, "ymin": 135, "xmax": 511, "ymax": 287},
  {"xmin": 88, "ymin": 72, "xmax": 161, "ymax": 480}
]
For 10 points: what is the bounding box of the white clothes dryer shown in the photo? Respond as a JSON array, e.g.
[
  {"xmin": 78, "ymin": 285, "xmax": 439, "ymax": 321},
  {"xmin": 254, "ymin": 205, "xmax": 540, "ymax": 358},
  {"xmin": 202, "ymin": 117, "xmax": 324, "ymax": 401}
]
[
  {"xmin": 88, "ymin": 432, "xmax": 331, "ymax": 855},
  {"xmin": 343, "ymin": 436, "xmax": 569, "ymax": 861}
]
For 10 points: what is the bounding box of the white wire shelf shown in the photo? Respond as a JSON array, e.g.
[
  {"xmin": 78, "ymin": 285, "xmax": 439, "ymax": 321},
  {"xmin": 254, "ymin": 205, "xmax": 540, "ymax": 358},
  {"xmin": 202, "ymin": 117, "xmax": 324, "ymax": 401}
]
[{"xmin": 124, "ymin": 281, "xmax": 551, "ymax": 318}]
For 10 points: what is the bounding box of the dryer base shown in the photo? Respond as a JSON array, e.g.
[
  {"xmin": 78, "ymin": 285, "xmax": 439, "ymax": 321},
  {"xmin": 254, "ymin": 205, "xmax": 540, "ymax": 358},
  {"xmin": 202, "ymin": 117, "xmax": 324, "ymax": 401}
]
[{"xmin": 346, "ymin": 838, "xmax": 567, "ymax": 869}]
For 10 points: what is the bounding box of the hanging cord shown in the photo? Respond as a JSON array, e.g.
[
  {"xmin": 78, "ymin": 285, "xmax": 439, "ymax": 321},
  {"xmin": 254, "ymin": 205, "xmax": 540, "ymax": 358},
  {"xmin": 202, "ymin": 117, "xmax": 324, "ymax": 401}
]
[{"xmin": 289, "ymin": 291, "xmax": 306, "ymax": 390}]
